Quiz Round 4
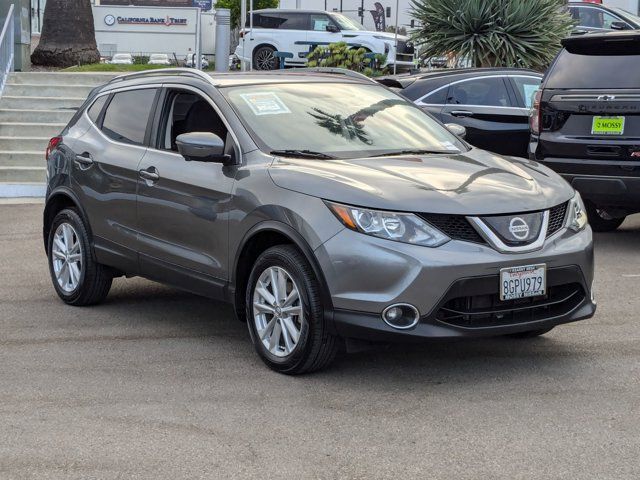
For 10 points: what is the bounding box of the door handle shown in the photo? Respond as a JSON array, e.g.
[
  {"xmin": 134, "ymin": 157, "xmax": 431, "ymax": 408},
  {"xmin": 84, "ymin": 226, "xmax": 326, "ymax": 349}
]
[
  {"xmin": 139, "ymin": 168, "xmax": 160, "ymax": 182},
  {"xmin": 450, "ymin": 110, "xmax": 474, "ymax": 117},
  {"xmin": 74, "ymin": 153, "xmax": 93, "ymax": 167}
]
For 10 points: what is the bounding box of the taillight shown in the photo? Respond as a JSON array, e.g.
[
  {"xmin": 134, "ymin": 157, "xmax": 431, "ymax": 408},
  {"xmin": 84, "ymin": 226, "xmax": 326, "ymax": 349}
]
[
  {"xmin": 529, "ymin": 90, "xmax": 542, "ymax": 135},
  {"xmin": 46, "ymin": 136, "xmax": 62, "ymax": 161},
  {"xmin": 239, "ymin": 29, "xmax": 244, "ymax": 38}
]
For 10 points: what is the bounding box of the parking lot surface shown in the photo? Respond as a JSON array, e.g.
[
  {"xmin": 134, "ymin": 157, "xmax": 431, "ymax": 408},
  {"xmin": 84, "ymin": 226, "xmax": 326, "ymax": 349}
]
[{"xmin": 1, "ymin": 204, "xmax": 639, "ymax": 479}]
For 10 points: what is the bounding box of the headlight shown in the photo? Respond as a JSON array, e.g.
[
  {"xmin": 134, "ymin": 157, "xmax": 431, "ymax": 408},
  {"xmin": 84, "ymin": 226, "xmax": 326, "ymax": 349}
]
[
  {"xmin": 326, "ymin": 201, "xmax": 449, "ymax": 247},
  {"xmin": 567, "ymin": 192, "xmax": 588, "ymax": 232}
]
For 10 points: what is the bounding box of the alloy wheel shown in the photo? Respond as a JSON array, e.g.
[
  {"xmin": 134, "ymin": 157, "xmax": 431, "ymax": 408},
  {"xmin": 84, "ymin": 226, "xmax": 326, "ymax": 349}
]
[
  {"xmin": 51, "ymin": 223, "xmax": 83, "ymax": 293},
  {"xmin": 255, "ymin": 49, "xmax": 276, "ymax": 70},
  {"xmin": 252, "ymin": 266, "xmax": 304, "ymax": 357}
]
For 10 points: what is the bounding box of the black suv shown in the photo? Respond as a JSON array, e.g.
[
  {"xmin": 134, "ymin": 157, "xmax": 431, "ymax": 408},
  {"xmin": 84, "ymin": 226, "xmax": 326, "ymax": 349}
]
[{"xmin": 530, "ymin": 31, "xmax": 640, "ymax": 231}]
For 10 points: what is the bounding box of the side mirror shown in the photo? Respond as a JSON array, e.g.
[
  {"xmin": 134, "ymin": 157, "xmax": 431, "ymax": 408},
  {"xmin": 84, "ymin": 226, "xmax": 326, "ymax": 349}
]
[
  {"xmin": 176, "ymin": 132, "xmax": 230, "ymax": 163},
  {"xmin": 445, "ymin": 123, "xmax": 466, "ymax": 139},
  {"xmin": 610, "ymin": 21, "xmax": 629, "ymax": 30},
  {"xmin": 326, "ymin": 24, "xmax": 339, "ymax": 33}
]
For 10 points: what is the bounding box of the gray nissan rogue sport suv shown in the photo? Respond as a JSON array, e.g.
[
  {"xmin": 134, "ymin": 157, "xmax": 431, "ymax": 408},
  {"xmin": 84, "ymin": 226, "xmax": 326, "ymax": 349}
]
[{"xmin": 44, "ymin": 68, "xmax": 595, "ymax": 374}]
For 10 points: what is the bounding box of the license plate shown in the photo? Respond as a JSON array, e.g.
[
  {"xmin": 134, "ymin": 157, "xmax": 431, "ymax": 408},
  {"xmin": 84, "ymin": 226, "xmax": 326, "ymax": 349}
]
[
  {"xmin": 591, "ymin": 116, "xmax": 625, "ymax": 135},
  {"xmin": 500, "ymin": 264, "xmax": 546, "ymax": 301}
]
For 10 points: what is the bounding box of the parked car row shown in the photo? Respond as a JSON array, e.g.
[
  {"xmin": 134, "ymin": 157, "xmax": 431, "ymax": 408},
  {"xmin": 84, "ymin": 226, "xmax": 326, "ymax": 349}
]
[
  {"xmin": 106, "ymin": 53, "xmax": 209, "ymax": 69},
  {"xmin": 378, "ymin": 68, "xmax": 542, "ymax": 158},
  {"xmin": 381, "ymin": 29, "xmax": 639, "ymax": 234},
  {"xmin": 235, "ymin": 8, "xmax": 414, "ymax": 71}
]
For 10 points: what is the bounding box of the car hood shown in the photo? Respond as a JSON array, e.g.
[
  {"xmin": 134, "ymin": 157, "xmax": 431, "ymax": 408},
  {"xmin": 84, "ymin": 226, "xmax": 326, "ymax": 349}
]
[{"xmin": 268, "ymin": 149, "xmax": 574, "ymax": 215}]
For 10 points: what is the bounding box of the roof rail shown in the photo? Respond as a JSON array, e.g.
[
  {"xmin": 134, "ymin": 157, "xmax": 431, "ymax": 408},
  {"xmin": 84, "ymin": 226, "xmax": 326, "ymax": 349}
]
[
  {"xmin": 289, "ymin": 67, "xmax": 378, "ymax": 84},
  {"xmin": 109, "ymin": 67, "xmax": 216, "ymax": 86}
]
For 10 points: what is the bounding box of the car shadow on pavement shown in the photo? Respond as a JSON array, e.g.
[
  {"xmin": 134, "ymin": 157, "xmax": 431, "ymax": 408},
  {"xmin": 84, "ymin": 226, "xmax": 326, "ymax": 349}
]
[{"xmin": 95, "ymin": 278, "xmax": 589, "ymax": 385}]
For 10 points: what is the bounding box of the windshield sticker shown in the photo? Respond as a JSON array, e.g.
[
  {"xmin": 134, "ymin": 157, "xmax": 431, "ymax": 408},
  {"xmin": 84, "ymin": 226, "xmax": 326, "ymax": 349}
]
[{"xmin": 240, "ymin": 92, "xmax": 291, "ymax": 116}]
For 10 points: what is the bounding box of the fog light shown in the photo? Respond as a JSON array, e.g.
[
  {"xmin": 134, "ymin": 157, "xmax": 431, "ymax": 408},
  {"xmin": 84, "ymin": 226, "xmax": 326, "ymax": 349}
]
[{"xmin": 382, "ymin": 303, "xmax": 420, "ymax": 329}]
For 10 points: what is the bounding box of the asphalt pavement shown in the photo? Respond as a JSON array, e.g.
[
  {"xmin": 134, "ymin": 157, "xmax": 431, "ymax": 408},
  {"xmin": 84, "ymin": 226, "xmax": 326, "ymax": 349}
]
[{"xmin": 1, "ymin": 204, "xmax": 639, "ymax": 479}]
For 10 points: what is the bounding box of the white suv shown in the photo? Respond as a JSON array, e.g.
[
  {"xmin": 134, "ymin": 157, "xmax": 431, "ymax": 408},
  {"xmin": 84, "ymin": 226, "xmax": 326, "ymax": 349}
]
[{"xmin": 235, "ymin": 9, "xmax": 414, "ymax": 70}]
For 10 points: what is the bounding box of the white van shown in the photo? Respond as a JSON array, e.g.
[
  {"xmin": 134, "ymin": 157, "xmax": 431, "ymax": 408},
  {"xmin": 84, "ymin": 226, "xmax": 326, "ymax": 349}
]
[{"xmin": 235, "ymin": 9, "xmax": 414, "ymax": 70}]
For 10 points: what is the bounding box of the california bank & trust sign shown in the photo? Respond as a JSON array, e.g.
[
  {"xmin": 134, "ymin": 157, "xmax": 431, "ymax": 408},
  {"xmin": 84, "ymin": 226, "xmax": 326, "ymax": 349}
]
[{"xmin": 104, "ymin": 14, "xmax": 188, "ymax": 26}]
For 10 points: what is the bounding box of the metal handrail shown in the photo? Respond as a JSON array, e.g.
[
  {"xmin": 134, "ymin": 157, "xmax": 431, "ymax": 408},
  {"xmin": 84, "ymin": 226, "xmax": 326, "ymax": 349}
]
[
  {"xmin": 0, "ymin": 4, "xmax": 14, "ymax": 97},
  {"xmin": 110, "ymin": 67, "xmax": 217, "ymax": 86}
]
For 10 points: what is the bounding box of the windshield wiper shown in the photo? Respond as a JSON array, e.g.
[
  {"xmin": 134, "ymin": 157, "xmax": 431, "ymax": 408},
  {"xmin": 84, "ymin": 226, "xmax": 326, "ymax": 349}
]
[
  {"xmin": 270, "ymin": 149, "xmax": 336, "ymax": 159},
  {"xmin": 368, "ymin": 149, "xmax": 455, "ymax": 157}
]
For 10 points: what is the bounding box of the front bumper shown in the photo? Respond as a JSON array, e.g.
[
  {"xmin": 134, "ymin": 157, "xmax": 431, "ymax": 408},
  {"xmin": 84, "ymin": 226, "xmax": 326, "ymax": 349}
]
[{"xmin": 315, "ymin": 225, "xmax": 595, "ymax": 340}]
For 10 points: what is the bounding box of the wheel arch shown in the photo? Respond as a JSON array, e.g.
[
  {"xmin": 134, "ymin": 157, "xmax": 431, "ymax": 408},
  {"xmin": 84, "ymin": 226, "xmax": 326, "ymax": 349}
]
[
  {"xmin": 231, "ymin": 221, "xmax": 334, "ymax": 325},
  {"xmin": 43, "ymin": 188, "xmax": 92, "ymax": 254}
]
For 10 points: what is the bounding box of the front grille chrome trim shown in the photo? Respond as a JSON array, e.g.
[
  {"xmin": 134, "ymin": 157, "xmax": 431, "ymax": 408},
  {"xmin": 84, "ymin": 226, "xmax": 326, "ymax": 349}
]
[{"xmin": 467, "ymin": 210, "xmax": 550, "ymax": 254}]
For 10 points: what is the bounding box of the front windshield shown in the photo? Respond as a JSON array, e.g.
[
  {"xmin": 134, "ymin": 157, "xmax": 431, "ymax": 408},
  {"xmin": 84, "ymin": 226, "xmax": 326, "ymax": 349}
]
[
  {"xmin": 222, "ymin": 82, "xmax": 467, "ymax": 159},
  {"xmin": 330, "ymin": 13, "xmax": 365, "ymax": 31}
]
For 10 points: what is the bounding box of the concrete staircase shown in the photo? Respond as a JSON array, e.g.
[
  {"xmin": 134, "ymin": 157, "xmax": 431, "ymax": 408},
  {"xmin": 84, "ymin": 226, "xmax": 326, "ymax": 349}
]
[{"xmin": 0, "ymin": 72, "xmax": 116, "ymax": 197}]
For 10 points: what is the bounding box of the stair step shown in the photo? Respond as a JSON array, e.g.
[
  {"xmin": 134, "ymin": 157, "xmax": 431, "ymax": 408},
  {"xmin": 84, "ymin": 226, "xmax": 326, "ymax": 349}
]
[
  {"xmin": 0, "ymin": 109, "xmax": 74, "ymax": 123},
  {"xmin": 0, "ymin": 151, "xmax": 43, "ymax": 167},
  {"xmin": 0, "ymin": 182, "xmax": 46, "ymax": 198},
  {"xmin": 8, "ymin": 71, "xmax": 117, "ymax": 86},
  {"xmin": 0, "ymin": 96, "xmax": 84, "ymax": 110},
  {"xmin": 0, "ymin": 137, "xmax": 49, "ymax": 151},
  {"xmin": 0, "ymin": 166, "xmax": 46, "ymax": 182},
  {"xmin": 0, "ymin": 122, "xmax": 65, "ymax": 137},
  {"xmin": 3, "ymin": 83, "xmax": 96, "ymax": 98}
]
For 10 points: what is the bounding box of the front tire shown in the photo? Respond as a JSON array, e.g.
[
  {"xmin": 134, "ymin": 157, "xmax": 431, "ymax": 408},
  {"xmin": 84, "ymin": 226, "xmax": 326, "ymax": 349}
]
[
  {"xmin": 245, "ymin": 245, "xmax": 339, "ymax": 374},
  {"xmin": 585, "ymin": 202, "xmax": 626, "ymax": 232},
  {"xmin": 253, "ymin": 45, "xmax": 277, "ymax": 70},
  {"xmin": 47, "ymin": 208, "xmax": 112, "ymax": 306}
]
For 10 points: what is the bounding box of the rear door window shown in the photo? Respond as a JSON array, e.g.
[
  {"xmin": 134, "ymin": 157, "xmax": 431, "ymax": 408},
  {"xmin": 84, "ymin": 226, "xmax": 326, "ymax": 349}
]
[
  {"xmin": 101, "ymin": 89, "xmax": 157, "ymax": 146},
  {"xmin": 279, "ymin": 13, "xmax": 308, "ymax": 30},
  {"xmin": 511, "ymin": 76, "xmax": 542, "ymax": 108},
  {"xmin": 446, "ymin": 77, "xmax": 511, "ymax": 107},
  {"xmin": 253, "ymin": 12, "xmax": 282, "ymax": 29}
]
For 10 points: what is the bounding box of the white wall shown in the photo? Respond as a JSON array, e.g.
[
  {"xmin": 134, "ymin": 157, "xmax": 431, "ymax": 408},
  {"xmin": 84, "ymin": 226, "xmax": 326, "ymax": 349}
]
[{"xmin": 93, "ymin": 5, "xmax": 212, "ymax": 59}]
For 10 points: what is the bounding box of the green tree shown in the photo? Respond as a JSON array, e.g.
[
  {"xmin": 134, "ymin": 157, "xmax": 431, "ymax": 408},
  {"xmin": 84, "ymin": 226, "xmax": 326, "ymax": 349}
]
[
  {"xmin": 214, "ymin": 0, "xmax": 280, "ymax": 29},
  {"xmin": 306, "ymin": 42, "xmax": 387, "ymax": 77},
  {"xmin": 410, "ymin": 0, "xmax": 575, "ymax": 70},
  {"xmin": 31, "ymin": 0, "xmax": 100, "ymax": 67}
]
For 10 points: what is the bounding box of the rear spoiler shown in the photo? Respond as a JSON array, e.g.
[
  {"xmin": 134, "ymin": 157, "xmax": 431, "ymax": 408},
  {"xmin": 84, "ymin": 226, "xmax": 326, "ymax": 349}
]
[{"xmin": 562, "ymin": 31, "xmax": 640, "ymax": 55}]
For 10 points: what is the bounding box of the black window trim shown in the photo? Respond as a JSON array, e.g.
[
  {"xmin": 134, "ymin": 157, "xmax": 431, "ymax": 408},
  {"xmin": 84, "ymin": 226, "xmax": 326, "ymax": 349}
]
[{"xmin": 84, "ymin": 85, "xmax": 162, "ymax": 151}]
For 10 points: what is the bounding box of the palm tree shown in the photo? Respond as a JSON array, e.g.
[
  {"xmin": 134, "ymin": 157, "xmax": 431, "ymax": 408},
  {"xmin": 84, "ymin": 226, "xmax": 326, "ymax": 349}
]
[
  {"xmin": 32, "ymin": 0, "xmax": 100, "ymax": 67},
  {"xmin": 410, "ymin": 0, "xmax": 575, "ymax": 70}
]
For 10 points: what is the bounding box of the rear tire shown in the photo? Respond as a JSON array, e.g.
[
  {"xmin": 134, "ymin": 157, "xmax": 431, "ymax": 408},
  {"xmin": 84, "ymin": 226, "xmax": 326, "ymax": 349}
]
[
  {"xmin": 47, "ymin": 208, "xmax": 112, "ymax": 306},
  {"xmin": 507, "ymin": 327, "xmax": 554, "ymax": 338},
  {"xmin": 245, "ymin": 245, "xmax": 339, "ymax": 374},
  {"xmin": 253, "ymin": 45, "xmax": 277, "ymax": 70},
  {"xmin": 585, "ymin": 202, "xmax": 626, "ymax": 232}
]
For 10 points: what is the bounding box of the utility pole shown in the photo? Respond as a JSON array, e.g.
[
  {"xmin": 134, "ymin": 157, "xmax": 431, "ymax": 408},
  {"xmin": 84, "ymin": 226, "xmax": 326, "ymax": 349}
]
[
  {"xmin": 393, "ymin": 0, "xmax": 399, "ymax": 75},
  {"xmin": 240, "ymin": 0, "xmax": 247, "ymax": 71}
]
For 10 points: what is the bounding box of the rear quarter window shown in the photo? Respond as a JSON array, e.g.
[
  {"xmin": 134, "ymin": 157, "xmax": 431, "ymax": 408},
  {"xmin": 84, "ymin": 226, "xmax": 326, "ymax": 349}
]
[{"xmin": 546, "ymin": 49, "xmax": 640, "ymax": 89}]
